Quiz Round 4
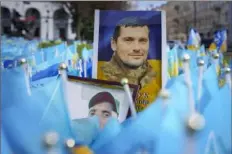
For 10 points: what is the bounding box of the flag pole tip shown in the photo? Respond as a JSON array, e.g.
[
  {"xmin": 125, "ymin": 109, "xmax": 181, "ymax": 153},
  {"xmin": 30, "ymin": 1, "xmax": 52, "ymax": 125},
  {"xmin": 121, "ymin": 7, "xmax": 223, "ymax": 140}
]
[
  {"xmin": 65, "ymin": 138, "xmax": 76, "ymax": 149},
  {"xmin": 159, "ymin": 89, "xmax": 170, "ymax": 99},
  {"xmin": 182, "ymin": 54, "xmax": 190, "ymax": 62},
  {"xmin": 59, "ymin": 63, "xmax": 67, "ymax": 70},
  {"xmin": 43, "ymin": 131, "xmax": 59, "ymax": 148},
  {"xmin": 187, "ymin": 112, "xmax": 205, "ymax": 132},
  {"xmin": 225, "ymin": 67, "xmax": 231, "ymax": 74},
  {"xmin": 121, "ymin": 78, "xmax": 129, "ymax": 86},
  {"xmin": 197, "ymin": 59, "xmax": 205, "ymax": 66},
  {"xmin": 19, "ymin": 58, "xmax": 27, "ymax": 64},
  {"xmin": 213, "ymin": 53, "xmax": 219, "ymax": 59}
]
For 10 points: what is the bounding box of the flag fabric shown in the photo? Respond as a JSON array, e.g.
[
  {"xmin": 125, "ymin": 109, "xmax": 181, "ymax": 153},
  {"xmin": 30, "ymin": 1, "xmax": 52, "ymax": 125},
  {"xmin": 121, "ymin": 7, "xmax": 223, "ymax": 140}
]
[
  {"xmin": 187, "ymin": 28, "xmax": 200, "ymax": 51},
  {"xmin": 38, "ymin": 76, "xmax": 75, "ymax": 139},
  {"xmin": 91, "ymin": 117, "xmax": 121, "ymax": 152},
  {"xmin": 196, "ymin": 83, "xmax": 231, "ymax": 154},
  {"xmin": 44, "ymin": 46, "xmax": 55, "ymax": 62},
  {"xmin": 155, "ymin": 107, "xmax": 185, "ymax": 154},
  {"xmin": 192, "ymin": 63, "xmax": 219, "ymax": 113},
  {"xmin": 1, "ymin": 67, "xmax": 29, "ymax": 110},
  {"xmin": 1, "ymin": 128, "xmax": 13, "ymax": 154},
  {"xmin": 94, "ymin": 99, "xmax": 163, "ymax": 154},
  {"xmin": 71, "ymin": 116, "xmax": 100, "ymax": 145},
  {"xmin": 1, "ymin": 34, "xmax": 231, "ymax": 154},
  {"xmin": 1, "ymin": 66, "xmax": 50, "ymax": 154},
  {"xmin": 220, "ymin": 29, "xmax": 227, "ymax": 52},
  {"xmin": 168, "ymin": 45, "xmax": 179, "ymax": 77},
  {"xmin": 167, "ymin": 77, "xmax": 190, "ymax": 119},
  {"xmin": 31, "ymin": 63, "xmax": 60, "ymax": 81},
  {"xmin": 2, "ymin": 65, "xmax": 75, "ymax": 153}
]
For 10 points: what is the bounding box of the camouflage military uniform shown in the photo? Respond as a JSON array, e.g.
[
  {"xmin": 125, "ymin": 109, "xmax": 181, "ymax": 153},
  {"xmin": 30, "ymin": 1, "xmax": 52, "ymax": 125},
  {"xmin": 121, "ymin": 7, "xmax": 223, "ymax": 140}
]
[{"xmin": 100, "ymin": 55, "xmax": 156, "ymax": 88}]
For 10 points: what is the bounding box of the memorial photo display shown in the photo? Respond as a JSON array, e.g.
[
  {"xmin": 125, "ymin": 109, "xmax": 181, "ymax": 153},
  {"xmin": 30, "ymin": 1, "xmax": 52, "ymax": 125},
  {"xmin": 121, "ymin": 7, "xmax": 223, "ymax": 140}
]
[
  {"xmin": 93, "ymin": 10, "xmax": 167, "ymax": 111},
  {"xmin": 66, "ymin": 75, "xmax": 139, "ymax": 129}
]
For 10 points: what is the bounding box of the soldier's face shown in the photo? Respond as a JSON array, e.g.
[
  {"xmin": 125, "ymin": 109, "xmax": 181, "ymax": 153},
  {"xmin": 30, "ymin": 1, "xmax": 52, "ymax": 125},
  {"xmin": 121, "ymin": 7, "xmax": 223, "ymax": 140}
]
[
  {"xmin": 111, "ymin": 26, "xmax": 149, "ymax": 68},
  {"xmin": 88, "ymin": 102, "xmax": 113, "ymax": 129}
]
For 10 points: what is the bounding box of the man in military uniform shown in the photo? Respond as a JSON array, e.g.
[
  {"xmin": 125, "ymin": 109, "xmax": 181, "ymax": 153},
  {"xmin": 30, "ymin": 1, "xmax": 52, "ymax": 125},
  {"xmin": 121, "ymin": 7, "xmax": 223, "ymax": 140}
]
[
  {"xmin": 98, "ymin": 16, "xmax": 161, "ymax": 111},
  {"xmin": 100, "ymin": 16, "xmax": 156, "ymax": 88}
]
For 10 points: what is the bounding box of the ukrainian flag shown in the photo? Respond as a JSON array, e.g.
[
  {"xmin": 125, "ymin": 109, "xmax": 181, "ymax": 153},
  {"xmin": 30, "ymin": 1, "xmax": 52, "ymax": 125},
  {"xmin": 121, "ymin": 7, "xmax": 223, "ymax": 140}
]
[
  {"xmin": 220, "ymin": 30, "xmax": 227, "ymax": 53},
  {"xmin": 168, "ymin": 45, "xmax": 179, "ymax": 77},
  {"xmin": 187, "ymin": 28, "xmax": 200, "ymax": 51}
]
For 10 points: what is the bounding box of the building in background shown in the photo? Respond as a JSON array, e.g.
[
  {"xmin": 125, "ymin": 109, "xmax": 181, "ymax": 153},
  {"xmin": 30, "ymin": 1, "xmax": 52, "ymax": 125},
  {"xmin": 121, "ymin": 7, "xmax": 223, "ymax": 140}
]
[
  {"xmin": 229, "ymin": 2, "xmax": 232, "ymax": 47},
  {"xmin": 1, "ymin": 1, "xmax": 76, "ymax": 40},
  {"xmin": 156, "ymin": 1, "xmax": 231, "ymax": 45}
]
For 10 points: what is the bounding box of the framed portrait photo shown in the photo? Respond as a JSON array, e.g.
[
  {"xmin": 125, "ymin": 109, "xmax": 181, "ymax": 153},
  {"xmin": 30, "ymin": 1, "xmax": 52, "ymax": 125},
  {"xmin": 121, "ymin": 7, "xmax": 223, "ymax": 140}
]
[
  {"xmin": 92, "ymin": 10, "xmax": 167, "ymax": 112},
  {"xmin": 66, "ymin": 75, "xmax": 139, "ymax": 127}
]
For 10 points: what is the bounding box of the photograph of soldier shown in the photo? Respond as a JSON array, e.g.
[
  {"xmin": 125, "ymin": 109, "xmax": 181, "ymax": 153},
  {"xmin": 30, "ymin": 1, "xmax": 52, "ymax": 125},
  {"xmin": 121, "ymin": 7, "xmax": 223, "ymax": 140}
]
[
  {"xmin": 101, "ymin": 16, "xmax": 156, "ymax": 87},
  {"xmin": 96, "ymin": 11, "xmax": 163, "ymax": 111}
]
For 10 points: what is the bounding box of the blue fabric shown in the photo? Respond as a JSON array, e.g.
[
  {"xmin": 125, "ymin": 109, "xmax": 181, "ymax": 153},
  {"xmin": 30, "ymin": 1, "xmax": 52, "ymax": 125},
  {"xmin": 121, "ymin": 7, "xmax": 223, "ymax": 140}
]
[
  {"xmin": 155, "ymin": 107, "xmax": 185, "ymax": 154},
  {"xmin": 3, "ymin": 59, "xmax": 15, "ymax": 68},
  {"xmin": 2, "ymin": 67, "xmax": 75, "ymax": 153},
  {"xmin": 80, "ymin": 59, "xmax": 92, "ymax": 78},
  {"xmin": 44, "ymin": 46, "xmax": 55, "ymax": 62},
  {"xmin": 195, "ymin": 84, "xmax": 231, "ymax": 154},
  {"xmin": 94, "ymin": 99, "xmax": 162, "ymax": 154},
  {"xmin": 31, "ymin": 63, "xmax": 60, "ymax": 81},
  {"xmin": 202, "ymin": 64, "xmax": 219, "ymax": 99},
  {"xmin": 91, "ymin": 117, "xmax": 121, "ymax": 151},
  {"xmin": 34, "ymin": 51, "xmax": 44, "ymax": 65},
  {"xmin": 1, "ymin": 128, "xmax": 13, "ymax": 154},
  {"xmin": 69, "ymin": 44, "xmax": 77, "ymax": 54},
  {"xmin": 202, "ymin": 84, "xmax": 231, "ymax": 152},
  {"xmin": 71, "ymin": 116, "xmax": 100, "ymax": 145},
  {"xmin": 167, "ymin": 78, "xmax": 190, "ymax": 119},
  {"xmin": 38, "ymin": 77, "xmax": 76, "ymax": 153},
  {"xmin": 1, "ymin": 67, "xmax": 48, "ymax": 154},
  {"xmin": 56, "ymin": 43, "xmax": 66, "ymax": 55},
  {"xmin": 1, "ymin": 67, "xmax": 29, "ymax": 110}
]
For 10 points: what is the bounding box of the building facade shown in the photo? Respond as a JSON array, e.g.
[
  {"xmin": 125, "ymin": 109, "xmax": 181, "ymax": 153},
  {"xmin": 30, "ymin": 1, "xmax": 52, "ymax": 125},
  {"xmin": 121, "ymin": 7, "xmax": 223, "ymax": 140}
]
[
  {"xmin": 1, "ymin": 1, "xmax": 76, "ymax": 40},
  {"xmin": 157, "ymin": 1, "xmax": 231, "ymax": 44},
  {"xmin": 229, "ymin": 2, "xmax": 232, "ymax": 46}
]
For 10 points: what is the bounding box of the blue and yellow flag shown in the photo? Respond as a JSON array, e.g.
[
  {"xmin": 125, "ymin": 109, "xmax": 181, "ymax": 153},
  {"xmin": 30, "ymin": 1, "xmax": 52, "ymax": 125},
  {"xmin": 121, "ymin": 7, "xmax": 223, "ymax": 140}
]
[
  {"xmin": 168, "ymin": 45, "xmax": 179, "ymax": 77},
  {"xmin": 220, "ymin": 30, "xmax": 227, "ymax": 53},
  {"xmin": 187, "ymin": 28, "xmax": 200, "ymax": 51}
]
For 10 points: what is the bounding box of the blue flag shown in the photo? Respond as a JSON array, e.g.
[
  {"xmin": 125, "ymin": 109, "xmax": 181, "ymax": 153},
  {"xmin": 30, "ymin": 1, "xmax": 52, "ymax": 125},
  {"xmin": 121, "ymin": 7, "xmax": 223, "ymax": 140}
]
[
  {"xmin": 167, "ymin": 78, "xmax": 190, "ymax": 119},
  {"xmin": 94, "ymin": 99, "xmax": 163, "ymax": 154},
  {"xmin": 2, "ymin": 66, "xmax": 75, "ymax": 153},
  {"xmin": 156, "ymin": 107, "xmax": 185, "ymax": 154},
  {"xmin": 1, "ymin": 128, "xmax": 13, "ymax": 154},
  {"xmin": 197, "ymin": 63, "xmax": 220, "ymax": 112},
  {"xmin": 31, "ymin": 63, "xmax": 60, "ymax": 81},
  {"xmin": 196, "ymin": 84, "xmax": 231, "ymax": 154},
  {"xmin": 91, "ymin": 117, "xmax": 121, "ymax": 151},
  {"xmin": 71, "ymin": 116, "xmax": 100, "ymax": 145}
]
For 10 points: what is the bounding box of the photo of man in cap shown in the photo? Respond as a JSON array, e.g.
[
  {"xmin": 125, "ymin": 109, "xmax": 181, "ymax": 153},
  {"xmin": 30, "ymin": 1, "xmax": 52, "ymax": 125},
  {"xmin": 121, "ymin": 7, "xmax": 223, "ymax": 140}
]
[{"xmin": 88, "ymin": 91, "xmax": 118, "ymax": 129}]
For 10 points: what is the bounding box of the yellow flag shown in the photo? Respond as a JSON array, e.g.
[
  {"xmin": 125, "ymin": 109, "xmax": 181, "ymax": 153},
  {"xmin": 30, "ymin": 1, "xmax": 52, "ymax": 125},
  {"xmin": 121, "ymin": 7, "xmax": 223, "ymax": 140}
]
[{"xmin": 209, "ymin": 43, "xmax": 217, "ymax": 52}]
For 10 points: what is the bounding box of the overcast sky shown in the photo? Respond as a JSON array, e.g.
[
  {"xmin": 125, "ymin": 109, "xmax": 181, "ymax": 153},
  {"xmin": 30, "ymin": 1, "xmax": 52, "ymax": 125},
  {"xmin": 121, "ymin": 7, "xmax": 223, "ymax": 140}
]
[{"xmin": 135, "ymin": 1, "xmax": 167, "ymax": 10}]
